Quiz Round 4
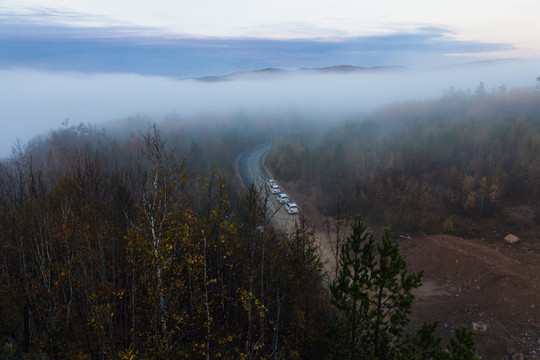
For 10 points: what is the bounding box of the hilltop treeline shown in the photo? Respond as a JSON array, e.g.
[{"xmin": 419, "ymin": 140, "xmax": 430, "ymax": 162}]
[{"xmin": 267, "ymin": 86, "xmax": 540, "ymax": 233}]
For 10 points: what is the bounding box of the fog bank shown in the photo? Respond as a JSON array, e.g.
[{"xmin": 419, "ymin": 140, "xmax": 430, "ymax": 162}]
[{"xmin": 1, "ymin": 60, "xmax": 539, "ymax": 157}]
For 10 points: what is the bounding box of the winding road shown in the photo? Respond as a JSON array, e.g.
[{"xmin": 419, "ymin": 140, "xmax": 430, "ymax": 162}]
[{"xmin": 237, "ymin": 144, "xmax": 300, "ymax": 234}]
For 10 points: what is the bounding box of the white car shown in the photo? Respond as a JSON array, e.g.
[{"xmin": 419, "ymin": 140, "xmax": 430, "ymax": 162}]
[
  {"xmin": 285, "ymin": 202, "xmax": 299, "ymax": 214},
  {"xmin": 266, "ymin": 179, "xmax": 275, "ymax": 187},
  {"xmin": 270, "ymin": 184, "xmax": 281, "ymax": 194},
  {"xmin": 276, "ymin": 193, "xmax": 289, "ymax": 203}
]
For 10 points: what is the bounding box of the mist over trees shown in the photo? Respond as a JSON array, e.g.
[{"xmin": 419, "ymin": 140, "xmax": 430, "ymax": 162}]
[
  {"xmin": 267, "ymin": 85, "xmax": 540, "ymax": 235},
  {"xmin": 0, "ymin": 106, "xmax": 484, "ymax": 358},
  {"xmin": 5, "ymin": 78, "xmax": 538, "ymax": 359},
  {"xmin": 2, "ymin": 61, "xmax": 538, "ymax": 157}
]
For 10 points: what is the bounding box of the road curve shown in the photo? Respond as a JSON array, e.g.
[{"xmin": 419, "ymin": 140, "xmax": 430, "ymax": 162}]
[
  {"xmin": 237, "ymin": 144, "xmax": 299, "ymax": 233},
  {"xmin": 237, "ymin": 144, "xmax": 271, "ymax": 188}
]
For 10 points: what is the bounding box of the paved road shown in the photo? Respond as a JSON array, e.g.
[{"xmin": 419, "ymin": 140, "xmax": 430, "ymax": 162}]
[
  {"xmin": 237, "ymin": 144, "xmax": 299, "ymax": 234},
  {"xmin": 237, "ymin": 144, "xmax": 271, "ymax": 188}
]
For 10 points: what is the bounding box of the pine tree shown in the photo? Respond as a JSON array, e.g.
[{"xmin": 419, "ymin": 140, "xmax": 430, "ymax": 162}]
[
  {"xmin": 446, "ymin": 326, "xmax": 479, "ymax": 360},
  {"xmin": 329, "ymin": 216, "xmax": 480, "ymax": 360}
]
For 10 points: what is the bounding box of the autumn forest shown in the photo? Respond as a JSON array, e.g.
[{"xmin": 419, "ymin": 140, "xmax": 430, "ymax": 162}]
[{"xmin": 1, "ymin": 83, "xmax": 540, "ymax": 359}]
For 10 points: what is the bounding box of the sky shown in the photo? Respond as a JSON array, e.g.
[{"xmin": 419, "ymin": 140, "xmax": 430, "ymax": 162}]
[
  {"xmin": 1, "ymin": 0, "xmax": 540, "ymax": 157},
  {"xmin": 2, "ymin": 0, "xmax": 540, "ymax": 75},
  {"xmin": 2, "ymin": 0, "xmax": 540, "ymax": 47}
]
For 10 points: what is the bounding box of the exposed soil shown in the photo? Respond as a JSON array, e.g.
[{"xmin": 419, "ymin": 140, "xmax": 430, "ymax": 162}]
[
  {"xmin": 401, "ymin": 233, "xmax": 540, "ymax": 360},
  {"xmin": 259, "ymin": 152, "xmax": 540, "ymax": 359},
  {"xmin": 311, "ymin": 205, "xmax": 540, "ymax": 359}
]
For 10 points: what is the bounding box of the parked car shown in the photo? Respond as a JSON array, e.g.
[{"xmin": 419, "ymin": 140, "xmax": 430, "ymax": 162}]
[
  {"xmin": 285, "ymin": 202, "xmax": 299, "ymax": 214},
  {"xmin": 266, "ymin": 179, "xmax": 275, "ymax": 187},
  {"xmin": 276, "ymin": 193, "xmax": 289, "ymax": 203},
  {"xmin": 270, "ymin": 184, "xmax": 281, "ymax": 194}
]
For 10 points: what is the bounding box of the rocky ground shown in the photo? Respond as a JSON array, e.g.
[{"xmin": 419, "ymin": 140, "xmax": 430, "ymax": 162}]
[
  {"xmin": 260, "ymin": 155, "xmax": 540, "ymax": 359},
  {"xmin": 282, "ymin": 178, "xmax": 540, "ymax": 359},
  {"xmin": 401, "ymin": 232, "xmax": 540, "ymax": 360}
]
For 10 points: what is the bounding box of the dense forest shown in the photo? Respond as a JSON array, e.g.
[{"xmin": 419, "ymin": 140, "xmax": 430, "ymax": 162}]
[
  {"xmin": 267, "ymin": 85, "xmax": 540, "ymax": 235},
  {"xmin": 0, "ymin": 113, "xmax": 481, "ymax": 358},
  {"xmin": 0, "ymin": 122, "xmax": 330, "ymax": 359}
]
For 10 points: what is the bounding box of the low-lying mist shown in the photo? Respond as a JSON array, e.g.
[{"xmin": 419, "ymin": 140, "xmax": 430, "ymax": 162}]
[{"xmin": 1, "ymin": 59, "xmax": 538, "ymax": 157}]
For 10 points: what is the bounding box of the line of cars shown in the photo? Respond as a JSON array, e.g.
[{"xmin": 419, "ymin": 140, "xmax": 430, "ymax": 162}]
[{"xmin": 266, "ymin": 179, "xmax": 299, "ymax": 214}]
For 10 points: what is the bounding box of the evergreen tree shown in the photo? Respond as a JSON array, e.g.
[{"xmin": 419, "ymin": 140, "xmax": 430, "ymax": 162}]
[
  {"xmin": 329, "ymin": 216, "xmax": 480, "ymax": 360},
  {"xmin": 445, "ymin": 326, "xmax": 479, "ymax": 360},
  {"xmin": 330, "ymin": 216, "xmax": 423, "ymax": 359}
]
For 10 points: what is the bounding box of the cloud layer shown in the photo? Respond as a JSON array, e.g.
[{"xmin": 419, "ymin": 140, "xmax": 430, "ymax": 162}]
[
  {"xmin": 1, "ymin": 59, "xmax": 539, "ymax": 157},
  {"xmin": 0, "ymin": 19, "xmax": 516, "ymax": 77}
]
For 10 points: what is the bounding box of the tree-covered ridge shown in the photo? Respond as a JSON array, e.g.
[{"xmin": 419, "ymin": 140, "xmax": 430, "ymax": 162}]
[{"xmin": 268, "ymin": 87, "xmax": 540, "ymax": 232}]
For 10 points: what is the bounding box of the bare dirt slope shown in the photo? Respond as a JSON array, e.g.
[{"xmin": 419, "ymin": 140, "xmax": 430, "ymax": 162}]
[
  {"xmin": 258, "ymin": 150, "xmax": 540, "ymax": 359},
  {"xmin": 400, "ymin": 234, "xmax": 540, "ymax": 359},
  {"xmin": 277, "ymin": 177, "xmax": 540, "ymax": 359}
]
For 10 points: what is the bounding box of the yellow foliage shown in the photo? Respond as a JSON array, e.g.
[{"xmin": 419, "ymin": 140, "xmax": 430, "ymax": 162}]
[
  {"xmin": 442, "ymin": 217, "xmax": 455, "ymax": 233},
  {"xmin": 464, "ymin": 192, "xmax": 476, "ymax": 212}
]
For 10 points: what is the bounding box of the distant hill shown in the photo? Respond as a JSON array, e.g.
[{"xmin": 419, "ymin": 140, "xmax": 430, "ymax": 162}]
[
  {"xmin": 191, "ymin": 59, "xmax": 525, "ymax": 82},
  {"xmin": 195, "ymin": 65, "xmax": 407, "ymax": 82}
]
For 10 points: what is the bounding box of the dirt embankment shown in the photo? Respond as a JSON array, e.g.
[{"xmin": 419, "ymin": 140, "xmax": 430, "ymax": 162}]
[
  {"xmin": 262, "ymin": 150, "xmax": 540, "ymax": 359},
  {"xmin": 278, "ymin": 182, "xmax": 540, "ymax": 358},
  {"xmin": 401, "ymin": 234, "xmax": 540, "ymax": 360}
]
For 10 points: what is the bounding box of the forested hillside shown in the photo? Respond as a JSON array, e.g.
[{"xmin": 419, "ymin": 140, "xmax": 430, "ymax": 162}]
[
  {"xmin": 0, "ymin": 119, "xmax": 480, "ymax": 358},
  {"xmin": 0, "ymin": 123, "xmax": 332, "ymax": 358},
  {"xmin": 267, "ymin": 86, "xmax": 540, "ymax": 235}
]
